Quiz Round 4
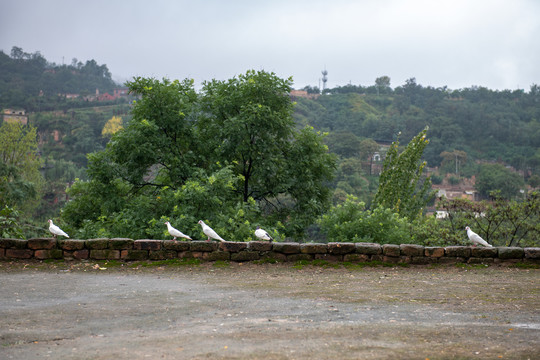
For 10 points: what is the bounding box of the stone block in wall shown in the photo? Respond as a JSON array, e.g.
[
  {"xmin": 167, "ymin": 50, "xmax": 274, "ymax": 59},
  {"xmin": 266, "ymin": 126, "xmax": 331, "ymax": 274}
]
[
  {"xmin": 471, "ymin": 247, "xmax": 498, "ymax": 258},
  {"xmin": 400, "ymin": 244, "xmax": 424, "ymax": 257},
  {"xmin": 248, "ymin": 241, "xmax": 273, "ymax": 252},
  {"xmin": 371, "ymin": 255, "xmax": 384, "ymax": 262},
  {"xmin": 383, "ymin": 255, "xmax": 400, "ymax": 263},
  {"xmin": 272, "ymin": 242, "xmax": 300, "ymax": 254},
  {"xmin": 134, "ymin": 240, "xmax": 162, "ymax": 251},
  {"xmin": 410, "ymin": 256, "xmax": 431, "ymax": 265},
  {"xmin": 524, "ymin": 248, "xmax": 540, "ymax": 259},
  {"xmin": 109, "ymin": 238, "xmax": 134, "ymax": 250},
  {"xmin": 356, "ymin": 243, "xmax": 382, "ymax": 255},
  {"xmin": 190, "ymin": 241, "xmax": 218, "ymax": 252},
  {"xmin": 204, "ymin": 251, "xmax": 231, "ymax": 261},
  {"xmin": 162, "ymin": 241, "xmax": 190, "ymax": 251},
  {"xmin": 6, "ymin": 248, "xmax": 33, "ymax": 259},
  {"xmin": 343, "ymin": 254, "xmax": 370, "ymax": 262},
  {"xmin": 90, "ymin": 249, "xmax": 120, "ymax": 260},
  {"xmin": 0, "ymin": 239, "xmax": 27, "ymax": 249},
  {"xmin": 287, "ymin": 253, "xmax": 314, "ymax": 262},
  {"xmin": 445, "ymin": 246, "xmax": 470, "ymax": 258},
  {"xmin": 300, "ymin": 243, "xmax": 327, "ymax": 254},
  {"xmin": 328, "ymin": 243, "xmax": 356, "ymax": 255},
  {"xmin": 178, "ymin": 251, "xmax": 193, "ymax": 259},
  {"xmin": 383, "ymin": 244, "xmax": 400, "ymax": 257},
  {"xmin": 425, "ymin": 247, "xmax": 444, "ymax": 258},
  {"xmin": 468, "ymin": 257, "xmax": 494, "ymax": 264},
  {"xmin": 261, "ymin": 252, "xmax": 287, "ymax": 262},
  {"xmin": 0, "ymin": 248, "xmax": 4, "ymax": 258},
  {"xmin": 0, "ymin": 238, "xmax": 17, "ymax": 249},
  {"xmin": 498, "ymin": 247, "xmax": 524, "ymax": 259},
  {"xmin": 219, "ymin": 242, "xmax": 247, "ymax": 253},
  {"xmin": 494, "ymin": 258, "xmax": 520, "ymax": 266},
  {"xmin": 314, "ymin": 253, "xmax": 342, "ymax": 262},
  {"xmin": 27, "ymin": 238, "xmax": 56, "ymax": 250},
  {"xmin": 60, "ymin": 239, "xmax": 86, "ymax": 251},
  {"xmin": 34, "ymin": 249, "xmax": 63, "ymax": 259},
  {"xmin": 86, "ymin": 238, "xmax": 110, "ymax": 250},
  {"xmin": 73, "ymin": 249, "xmax": 89, "ymax": 260},
  {"xmin": 121, "ymin": 250, "xmax": 148, "ymax": 260},
  {"xmin": 438, "ymin": 257, "xmax": 466, "ymax": 264},
  {"xmin": 231, "ymin": 251, "xmax": 261, "ymax": 262},
  {"xmin": 192, "ymin": 252, "xmax": 205, "ymax": 259},
  {"xmin": 149, "ymin": 250, "xmax": 177, "ymax": 260}
]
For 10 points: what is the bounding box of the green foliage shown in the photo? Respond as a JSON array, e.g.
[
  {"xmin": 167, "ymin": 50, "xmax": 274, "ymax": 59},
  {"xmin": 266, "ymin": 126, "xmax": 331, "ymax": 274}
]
[
  {"xmin": 0, "ymin": 205, "xmax": 24, "ymax": 239},
  {"xmin": 475, "ymin": 163, "xmax": 525, "ymax": 200},
  {"xmin": 528, "ymin": 174, "xmax": 540, "ymax": 188},
  {"xmin": 431, "ymin": 193, "xmax": 540, "ymax": 247},
  {"xmin": 318, "ymin": 195, "xmax": 410, "ymax": 244},
  {"xmin": 0, "ymin": 122, "xmax": 44, "ymax": 214},
  {"xmin": 431, "ymin": 174, "xmax": 443, "ymax": 185},
  {"xmin": 448, "ymin": 176, "xmax": 460, "ymax": 185},
  {"xmin": 199, "ymin": 71, "xmax": 335, "ymax": 235},
  {"xmin": 324, "ymin": 131, "xmax": 361, "ymax": 158},
  {"xmin": 62, "ymin": 71, "xmax": 334, "ymax": 239},
  {"xmin": 373, "ymin": 127, "xmax": 435, "ymax": 220}
]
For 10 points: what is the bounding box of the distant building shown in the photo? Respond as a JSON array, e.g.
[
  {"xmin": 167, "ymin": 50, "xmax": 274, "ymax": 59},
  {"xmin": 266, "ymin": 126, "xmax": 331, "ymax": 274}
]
[
  {"xmin": 113, "ymin": 88, "xmax": 129, "ymax": 97},
  {"xmin": 80, "ymin": 88, "xmax": 130, "ymax": 102},
  {"xmin": 290, "ymin": 90, "xmax": 320, "ymax": 100},
  {"xmin": 2, "ymin": 109, "xmax": 28, "ymax": 125}
]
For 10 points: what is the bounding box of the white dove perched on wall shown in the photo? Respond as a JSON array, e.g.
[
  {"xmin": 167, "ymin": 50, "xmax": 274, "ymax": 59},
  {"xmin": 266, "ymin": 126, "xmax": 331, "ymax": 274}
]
[
  {"xmin": 255, "ymin": 226, "xmax": 273, "ymax": 242},
  {"xmin": 198, "ymin": 220, "xmax": 226, "ymax": 242},
  {"xmin": 164, "ymin": 221, "xmax": 192, "ymax": 241},
  {"xmin": 48, "ymin": 219, "xmax": 69, "ymax": 238},
  {"xmin": 465, "ymin": 226, "xmax": 492, "ymax": 247}
]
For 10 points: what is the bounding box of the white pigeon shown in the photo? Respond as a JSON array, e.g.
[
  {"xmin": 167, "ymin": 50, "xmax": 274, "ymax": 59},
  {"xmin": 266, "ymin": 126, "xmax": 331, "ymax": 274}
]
[
  {"xmin": 465, "ymin": 226, "xmax": 492, "ymax": 247},
  {"xmin": 164, "ymin": 221, "xmax": 192, "ymax": 241},
  {"xmin": 255, "ymin": 226, "xmax": 273, "ymax": 242},
  {"xmin": 198, "ymin": 220, "xmax": 226, "ymax": 242},
  {"xmin": 48, "ymin": 219, "xmax": 69, "ymax": 238}
]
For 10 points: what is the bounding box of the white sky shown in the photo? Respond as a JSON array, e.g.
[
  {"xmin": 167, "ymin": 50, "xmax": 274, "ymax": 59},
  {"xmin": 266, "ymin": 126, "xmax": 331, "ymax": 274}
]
[{"xmin": 1, "ymin": 0, "xmax": 539, "ymax": 91}]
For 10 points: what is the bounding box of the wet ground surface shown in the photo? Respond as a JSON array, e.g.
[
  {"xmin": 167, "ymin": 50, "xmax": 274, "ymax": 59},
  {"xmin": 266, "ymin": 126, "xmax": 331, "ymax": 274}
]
[{"xmin": 0, "ymin": 261, "xmax": 539, "ymax": 359}]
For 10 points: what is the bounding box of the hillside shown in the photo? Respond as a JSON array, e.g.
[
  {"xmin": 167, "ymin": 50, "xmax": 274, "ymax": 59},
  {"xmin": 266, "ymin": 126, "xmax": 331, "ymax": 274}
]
[{"xmin": 0, "ymin": 46, "xmax": 118, "ymax": 110}]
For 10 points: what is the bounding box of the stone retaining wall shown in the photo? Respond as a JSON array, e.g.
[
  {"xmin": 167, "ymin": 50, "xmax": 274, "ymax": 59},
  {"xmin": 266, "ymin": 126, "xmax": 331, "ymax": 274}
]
[{"xmin": 1, "ymin": 238, "xmax": 539, "ymax": 265}]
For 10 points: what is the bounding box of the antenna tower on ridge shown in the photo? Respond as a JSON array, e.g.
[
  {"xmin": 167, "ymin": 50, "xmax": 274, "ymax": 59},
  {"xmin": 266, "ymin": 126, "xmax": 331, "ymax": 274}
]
[{"xmin": 321, "ymin": 68, "xmax": 328, "ymax": 92}]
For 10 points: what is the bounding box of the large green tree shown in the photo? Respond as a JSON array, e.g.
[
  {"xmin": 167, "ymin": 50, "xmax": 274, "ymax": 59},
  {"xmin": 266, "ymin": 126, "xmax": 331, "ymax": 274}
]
[{"xmin": 62, "ymin": 71, "xmax": 335, "ymax": 239}]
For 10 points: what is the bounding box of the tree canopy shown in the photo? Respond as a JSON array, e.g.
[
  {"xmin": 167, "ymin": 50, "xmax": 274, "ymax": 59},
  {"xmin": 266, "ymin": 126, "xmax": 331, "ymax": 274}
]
[{"xmin": 62, "ymin": 71, "xmax": 335, "ymax": 240}]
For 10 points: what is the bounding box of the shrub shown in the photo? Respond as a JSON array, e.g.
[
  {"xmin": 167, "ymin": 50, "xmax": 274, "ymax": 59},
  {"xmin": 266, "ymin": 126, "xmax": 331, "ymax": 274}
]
[{"xmin": 318, "ymin": 195, "xmax": 410, "ymax": 244}]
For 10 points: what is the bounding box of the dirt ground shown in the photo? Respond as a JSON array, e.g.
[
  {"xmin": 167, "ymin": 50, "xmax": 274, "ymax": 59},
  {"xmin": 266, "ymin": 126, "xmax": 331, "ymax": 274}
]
[{"xmin": 0, "ymin": 260, "xmax": 539, "ymax": 359}]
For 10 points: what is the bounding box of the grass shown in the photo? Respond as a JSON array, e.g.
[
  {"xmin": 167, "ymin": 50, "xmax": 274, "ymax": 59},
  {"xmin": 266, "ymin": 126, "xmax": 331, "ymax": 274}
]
[
  {"xmin": 212, "ymin": 260, "xmax": 230, "ymax": 268},
  {"xmin": 99, "ymin": 260, "xmax": 123, "ymax": 267},
  {"xmin": 291, "ymin": 259, "xmax": 414, "ymax": 270},
  {"xmin": 253, "ymin": 258, "xmax": 281, "ymax": 264},
  {"xmin": 43, "ymin": 259, "xmax": 64, "ymax": 264},
  {"xmin": 455, "ymin": 263, "xmax": 490, "ymax": 269},
  {"xmin": 136, "ymin": 258, "xmax": 201, "ymax": 267},
  {"xmin": 510, "ymin": 262, "xmax": 540, "ymax": 269},
  {"xmin": 293, "ymin": 259, "xmax": 341, "ymax": 269}
]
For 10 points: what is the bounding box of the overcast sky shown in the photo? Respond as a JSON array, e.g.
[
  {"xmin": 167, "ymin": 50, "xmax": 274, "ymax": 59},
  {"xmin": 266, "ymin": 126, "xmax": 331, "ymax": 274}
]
[{"xmin": 1, "ymin": 0, "xmax": 539, "ymax": 91}]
